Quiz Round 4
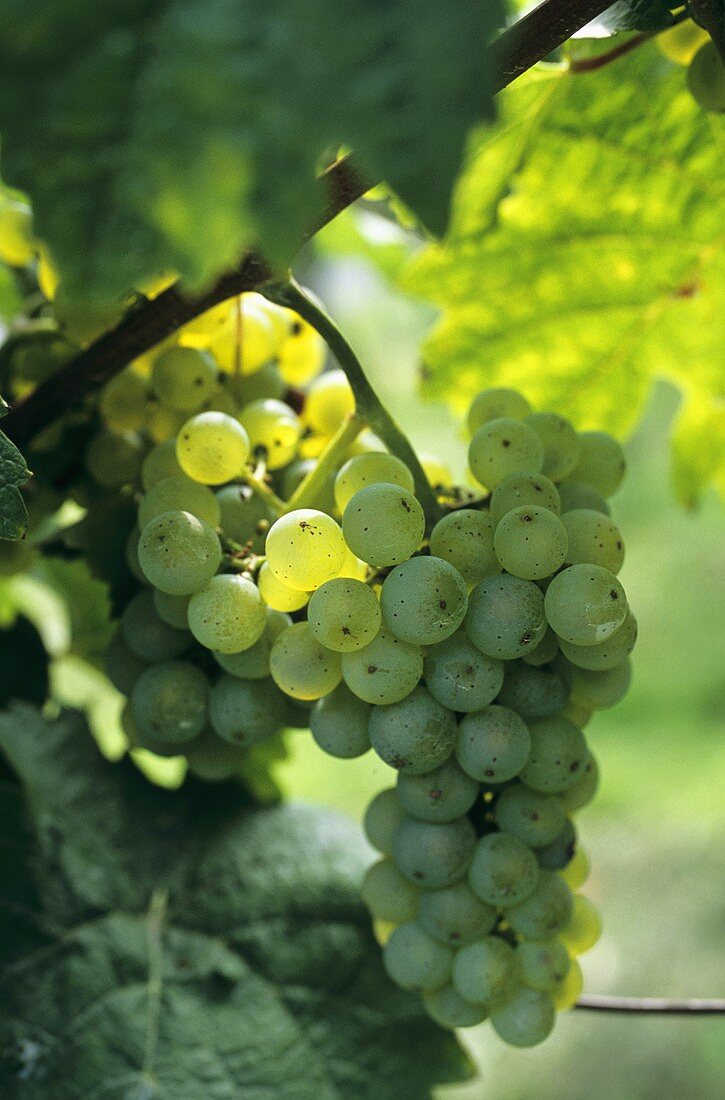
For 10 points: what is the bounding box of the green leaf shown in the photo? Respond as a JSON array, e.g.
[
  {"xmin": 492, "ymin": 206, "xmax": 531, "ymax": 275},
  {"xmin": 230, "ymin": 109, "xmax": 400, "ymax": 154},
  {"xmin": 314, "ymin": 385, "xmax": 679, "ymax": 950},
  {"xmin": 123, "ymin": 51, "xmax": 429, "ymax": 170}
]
[
  {"xmin": 34, "ymin": 557, "xmax": 114, "ymax": 660},
  {"xmin": 579, "ymin": 1, "xmax": 677, "ymax": 36},
  {"xmin": 0, "ymin": 0, "xmax": 503, "ymax": 307},
  {"xmin": 403, "ymin": 50, "xmax": 725, "ymax": 503},
  {"xmin": 0, "ymin": 706, "xmax": 472, "ymax": 1098},
  {"xmin": 0, "ymin": 617, "xmax": 48, "ymax": 707},
  {"xmin": 0, "ymin": 263, "xmax": 21, "ymax": 322},
  {"xmin": 0, "ymin": 415, "xmax": 30, "ymax": 540},
  {"xmin": 670, "ymin": 391, "xmax": 725, "ymax": 508}
]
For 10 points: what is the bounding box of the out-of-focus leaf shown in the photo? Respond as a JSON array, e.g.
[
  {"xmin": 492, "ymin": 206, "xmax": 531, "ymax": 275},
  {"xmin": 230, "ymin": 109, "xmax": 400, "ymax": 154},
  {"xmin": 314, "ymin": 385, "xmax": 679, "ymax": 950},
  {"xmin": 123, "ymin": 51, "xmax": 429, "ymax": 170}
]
[
  {"xmin": 0, "ymin": 617, "xmax": 48, "ymax": 707},
  {"xmin": 670, "ymin": 392, "xmax": 725, "ymax": 507},
  {"xmin": 0, "ymin": 406, "xmax": 30, "ymax": 539}
]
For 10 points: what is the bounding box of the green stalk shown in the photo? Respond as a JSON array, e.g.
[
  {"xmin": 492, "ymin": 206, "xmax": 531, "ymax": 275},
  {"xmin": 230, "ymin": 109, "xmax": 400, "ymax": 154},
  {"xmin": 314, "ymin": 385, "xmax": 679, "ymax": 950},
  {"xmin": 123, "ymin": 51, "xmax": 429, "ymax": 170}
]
[
  {"xmin": 262, "ymin": 279, "xmax": 442, "ymax": 532},
  {"xmin": 284, "ymin": 412, "xmax": 365, "ymax": 512}
]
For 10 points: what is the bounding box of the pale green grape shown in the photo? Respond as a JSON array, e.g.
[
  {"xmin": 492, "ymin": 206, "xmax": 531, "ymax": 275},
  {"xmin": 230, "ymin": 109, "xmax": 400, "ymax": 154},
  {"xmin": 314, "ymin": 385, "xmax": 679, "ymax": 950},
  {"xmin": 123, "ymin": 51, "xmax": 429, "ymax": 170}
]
[
  {"xmin": 522, "ymin": 628, "xmax": 559, "ymax": 668},
  {"xmin": 520, "ymin": 717, "xmax": 588, "ymax": 794},
  {"xmin": 138, "ymin": 510, "xmax": 221, "ymax": 595},
  {"xmin": 545, "ymin": 565, "xmax": 627, "ymax": 646},
  {"xmin": 467, "ymin": 387, "xmax": 531, "ymax": 434},
  {"xmin": 423, "ymin": 985, "xmax": 488, "ymax": 1029},
  {"xmin": 516, "ymin": 939, "xmax": 571, "ymax": 993},
  {"xmin": 423, "ymin": 631, "xmax": 504, "ymax": 713},
  {"xmin": 209, "ymin": 674, "xmax": 291, "ymax": 745},
  {"xmin": 494, "ymin": 506, "xmax": 568, "ymax": 581},
  {"xmin": 146, "ymin": 400, "xmax": 186, "ymax": 443},
  {"xmin": 490, "ymin": 987, "xmax": 556, "ymax": 1047},
  {"xmin": 269, "ymin": 621, "xmax": 342, "ymax": 700},
  {"xmin": 558, "ymin": 481, "xmax": 610, "ymax": 516},
  {"xmin": 468, "ymin": 832, "xmax": 539, "ymax": 907},
  {"xmin": 381, "ymin": 556, "xmax": 468, "ymax": 645},
  {"xmin": 559, "ymin": 609, "xmax": 636, "ymax": 671},
  {"xmin": 393, "ymin": 816, "xmax": 476, "ymax": 888},
  {"xmin": 310, "ymin": 683, "xmax": 371, "ymax": 758},
  {"xmin": 277, "ymin": 316, "xmax": 326, "ymax": 385},
  {"xmin": 383, "ymin": 920, "xmax": 453, "ymax": 992},
  {"xmin": 559, "ymin": 847, "xmax": 590, "ymax": 890},
  {"xmin": 570, "ymin": 658, "xmax": 632, "ymax": 709},
  {"xmin": 369, "ymin": 686, "xmax": 457, "ymax": 774},
  {"xmin": 419, "ymin": 883, "xmax": 496, "ymax": 946},
  {"xmin": 188, "ymin": 573, "xmax": 266, "ymax": 653},
  {"xmin": 130, "ymin": 661, "xmax": 209, "ymax": 743},
  {"xmin": 85, "ymin": 430, "xmax": 144, "ymax": 488},
  {"xmin": 304, "ymin": 369, "xmax": 355, "ymax": 435},
  {"xmin": 123, "ymin": 702, "xmax": 190, "ymax": 759},
  {"xmin": 214, "ymin": 609, "xmax": 290, "ymax": 679},
  {"xmin": 364, "ymin": 788, "xmax": 406, "ymax": 854},
  {"xmin": 397, "ymin": 757, "xmax": 479, "ymax": 823},
  {"xmin": 141, "ymin": 439, "xmax": 184, "ymax": 490},
  {"xmin": 490, "ymin": 473, "xmax": 560, "ymax": 527},
  {"xmin": 257, "ymin": 561, "xmax": 310, "ymax": 612},
  {"xmin": 265, "ymin": 508, "xmax": 346, "ymax": 591},
  {"xmin": 184, "ymin": 729, "xmax": 246, "ymax": 782},
  {"xmin": 456, "ymin": 706, "xmax": 531, "ymax": 784},
  {"xmin": 560, "ymin": 895, "xmax": 602, "ymax": 955},
  {"xmin": 307, "ymin": 577, "xmax": 381, "ymax": 652},
  {"xmin": 231, "ymin": 361, "xmax": 284, "ymax": 404},
  {"xmin": 333, "ymin": 452, "xmax": 414, "ymax": 512},
  {"xmin": 536, "ymin": 819, "xmax": 576, "ymax": 870},
  {"xmin": 495, "ymin": 785, "xmax": 566, "ymax": 848},
  {"xmin": 105, "ymin": 629, "xmax": 148, "ymax": 695},
  {"xmin": 466, "ymin": 574, "xmax": 547, "ymax": 660},
  {"xmin": 99, "ymin": 369, "xmax": 148, "ymax": 433},
  {"xmin": 452, "ymin": 937, "xmax": 517, "ymax": 1005},
  {"xmin": 153, "ymin": 590, "xmax": 191, "ymax": 629},
  {"xmin": 125, "ymin": 526, "xmax": 146, "ymax": 583},
  {"xmin": 211, "ymin": 293, "xmax": 282, "ymax": 374},
  {"xmin": 469, "ymin": 417, "xmax": 544, "ymax": 490},
  {"xmin": 139, "ymin": 474, "xmax": 221, "ymax": 529},
  {"xmin": 505, "ymin": 870, "xmax": 573, "ymax": 939},
  {"xmin": 342, "ymin": 484, "xmax": 424, "ymax": 568},
  {"xmin": 361, "ymin": 859, "xmax": 419, "ymax": 923},
  {"xmin": 428, "ymin": 509, "xmax": 499, "ymax": 585},
  {"xmin": 151, "ymin": 346, "xmax": 217, "ymax": 412},
  {"xmin": 121, "ymin": 590, "xmax": 191, "ymax": 662},
  {"xmin": 525, "ymin": 412, "xmax": 581, "ymax": 482},
  {"xmin": 497, "ymin": 663, "xmax": 568, "ymax": 721},
  {"xmin": 551, "ymin": 958, "xmax": 583, "ymax": 1010},
  {"xmin": 341, "ymin": 627, "xmax": 423, "ymax": 704},
  {"xmin": 176, "ymin": 411, "xmax": 250, "ymax": 485},
  {"xmin": 566, "ymin": 430, "xmax": 625, "ymax": 497},
  {"xmin": 558, "ymin": 754, "xmax": 599, "ymax": 813},
  {"xmin": 561, "ymin": 509, "xmax": 624, "ymax": 574},
  {"xmin": 238, "ymin": 398, "xmax": 301, "ymax": 469},
  {"xmin": 217, "ymin": 481, "xmax": 274, "ymax": 552}
]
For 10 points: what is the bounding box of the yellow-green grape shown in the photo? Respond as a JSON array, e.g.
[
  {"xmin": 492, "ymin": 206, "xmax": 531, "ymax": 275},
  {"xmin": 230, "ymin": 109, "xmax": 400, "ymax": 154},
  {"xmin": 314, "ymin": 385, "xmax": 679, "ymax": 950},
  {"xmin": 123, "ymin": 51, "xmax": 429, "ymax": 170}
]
[
  {"xmin": 278, "ymin": 316, "xmax": 326, "ymax": 385},
  {"xmin": 362, "ymin": 858, "xmax": 420, "ymax": 923},
  {"xmin": 85, "ymin": 430, "xmax": 144, "ymax": 488},
  {"xmin": 560, "ymin": 895, "xmax": 602, "ymax": 956},
  {"xmin": 423, "ymin": 985, "xmax": 488, "ymax": 1029},
  {"xmin": 565, "ymin": 431, "xmax": 625, "ymax": 497},
  {"xmin": 238, "ymin": 398, "xmax": 301, "ymax": 469},
  {"xmin": 188, "ymin": 573, "xmax": 267, "ymax": 653},
  {"xmin": 334, "ymin": 452, "xmax": 415, "ymax": 512},
  {"xmin": 658, "ymin": 19, "xmax": 709, "ymax": 64},
  {"xmin": 141, "ymin": 439, "xmax": 184, "ymax": 490},
  {"xmin": 452, "ymin": 936, "xmax": 517, "ymax": 1005},
  {"xmin": 269, "ymin": 621, "xmax": 342, "ymax": 700},
  {"xmin": 525, "ymin": 412, "xmax": 581, "ymax": 482},
  {"xmin": 138, "ymin": 510, "xmax": 221, "ymax": 595},
  {"xmin": 561, "ymin": 509, "xmax": 625, "ymax": 574},
  {"xmin": 216, "ymin": 484, "xmax": 274, "ymax": 554},
  {"xmin": 467, "ymin": 387, "xmax": 531, "ymax": 435},
  {"xmin": 364, "ymin": 788, "xmax": 406, "ymax": 854},
  {"xmin": 99, "ymin": 369, "xmax": 149, "ymax": 433},
  {"xmin": 304, "ymin": 369, "xmax": 355, "ymax": 435},
  {"xmin": 138, "ymin": 474, "xmax": 221, "ymax": 529},
  {"xmin": 383, "ymin": 921, "xmax": 454, "ymax": 993},
  {"xmin": 545, "ymin": 565, "xmax": 627, "ymax": 646},
  {"xmin": 687, "ymin": 40, "xmax": 725, "ymax": 112},
  {"xmin": 184, "ymin": 728, "xmax": 247, "ymax": 782},
  {"xmin": 551, "ymin": 958, "xmax": 583, "ymax": 1010},
  {"xmin": 178, "ymin": 301, "xmax": 235, "ymax": 348},
  {"xmin": 342, "ymin": 484, "xmax": 424, "ymax": 568},
  {"xmin": 298, "ymin": 432, "xmax": 329, "ymax": 460},
  {"xmin": 336, "ymin": 545, "xmax": 368, "ymax": 581},
  {"xmin": 231, "ymin": 362, "xmax": 285, "ymax": 404},
  {"xmin": 0, "ymin": 198, "xmax": 34, "ymax": 266},
  {"xmin": 214, "ymin": 608, "xmax": 291, "ymax": 680},
  {"xmin": 469, "ymin": 417, "xmax": 544, "ymax": 490},
  {"xmin": 490, "ymin": 987, "xmax": 556, "ymax": 1047},
  {"xmin": 342, "ymin": 627, "xmax": 424, "ymax": 704},
  {"xmin": 153, "ymin": 590, "xmax": 191, "ymax": 629},
  {"xmin": 307, "ymin": 577, "xmax": 381, "ymax": 652},
  {"xmin": 151, "ymin": 346, "xmax": 218, "ymax": 413},
  {"xmin": 200, "ymin": 380, "xmax": 238, "ymax": 417},
  {"xmin": 559, "ymin": 847, "xmax": 590, "ymax": 890},
  {"xmin": 146, "ymin": 400, "xmax": 187, "ymax": 443},
  {"xmin": 265, "ymin": 508, "xmax": 346, "ymax": 591},
  {"xmin": 257, "ymin": 561, "xmax": 310, "ymax": 612},
  {"xmin": 210, "ymin": 294, "xmax": 282, "ymax": 375},
  {"xmin": 176, "ymin": 411, "xmax": 250, "ymax": 485},
  {"xmin": 490, "ymin": 472, "xmax": 561, "ymax": 528},
  {"xmin": 420, "ymin": 453, "xmax": 453, "ymax": 491},
  {"xmin": 373, "ymin": 920, "xmax": 396, "ymax": 947}
]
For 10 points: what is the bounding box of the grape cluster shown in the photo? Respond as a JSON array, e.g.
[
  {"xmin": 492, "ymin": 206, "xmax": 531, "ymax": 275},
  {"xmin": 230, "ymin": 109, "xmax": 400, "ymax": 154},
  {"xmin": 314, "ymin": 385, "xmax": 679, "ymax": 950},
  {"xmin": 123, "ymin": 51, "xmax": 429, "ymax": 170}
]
[{"xmin": 91, "ymin": 293, "xmax": 633, "ymax": 1045}]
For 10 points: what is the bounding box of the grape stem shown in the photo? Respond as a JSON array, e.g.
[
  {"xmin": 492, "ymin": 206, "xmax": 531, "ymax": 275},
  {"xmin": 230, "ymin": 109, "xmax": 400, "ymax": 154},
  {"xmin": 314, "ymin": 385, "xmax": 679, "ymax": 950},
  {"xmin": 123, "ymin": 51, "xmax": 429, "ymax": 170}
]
[
  {"xmin": 244, "ymin": 469, "xmax": 286, "ymax": 516},
  {"xmin": 262, "ymin": 279, "xmax": 443, "ymax": 531},
  {"xmin": 283, "ymin": 412, "xmax": 366, "ymax": 512},
  {"xmin": 576, "ymin": 994, "xmax": 725, "ymax": 1015}
]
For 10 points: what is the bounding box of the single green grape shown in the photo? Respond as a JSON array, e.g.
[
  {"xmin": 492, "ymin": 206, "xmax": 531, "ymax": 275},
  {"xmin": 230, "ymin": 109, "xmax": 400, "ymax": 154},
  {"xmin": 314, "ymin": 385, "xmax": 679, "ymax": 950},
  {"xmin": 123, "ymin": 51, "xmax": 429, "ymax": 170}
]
[
  {"xmin": 257, "ymin": 561, "xmax": 310, "ymax": 612},
  {"xmin": 423, "ymin": 631, "xmax": 504, "ymax": 713},
  {"xmin": 304, "ymin": 369, "xmax": 355, "ymax": 435},
  {"xmin": 121, "ymin": 590, "xmax": 191, "ymax": 662},
  {"xmin": 490, "ymin": 472, "xmax": 560, "ymax": 528},
  {"xmin": 151, "ymin": 346, "xmax": 218, "ymax": 413},
  {"xmin": 341, "ymin": 627, "xmax": 423, "ymax": 704},
  {"xmin": 364, "ymin": 788, "xmax": 406, "ymax": 855},
  {"xmin": 393, "ymin": 816, "xmax": 476, "ymax": 888},
  {"xmin": 525, "ymin": 412, "xmax": 581, "ymax": 482},
  {"xmin": 188, "ymin": 573, "xmax": 267, "ymax": 653},
  {"xmin": 569, "ymin": 658, "xmax": 632, "ymax": 710},
  {"xmin": 496, "ymin": 662, "xmax": 568, "ymax": 720},
  {"xmin": 383, "ymin": 920, "xmax": 454, "ymax": 993},
  {"xmin": 141, "ymin": 439, "xmax": 184, "ymax": 490},
  {"xmin": 130, "ymin": 661, "xmax": 209, "ymax": 744},
  {"xmin": 153, "ymin": 589, "xmax": 191, "ymax": 630},
  {"xmin": 428, "ymin": 509, "xmax": 499, "ymax": 585},
  {"xmin": 466, "ymin": 574, "xmax": 547, "ymax": 660},
  {"xmin": 125, "ymin": 526, "xmax": 146, "ymax": 583},
  {"xmin": 123, "ymin": 701, "xmax": 190, "ymax": 759},
  {"xmin": 559, "ymin": 847, "xmax": 590, "ymax": 890},
  {"xmin": 369, "ymin": 686, "xmax": 457, "ymax": 774},
  {"xmin": 561, "ymin": 508, "xmax": 624, "ymax": 574},
  {"xmin": 361, "ymin": 859, "xmax": 420, "ymax": 923},
  {"xmin": 277, "ymin": 316, "xmax": 326, "ymax": 385},
  {"xmin": 104, "ymin": 629, "xmax": 148, "ymax": 695},
  {"xmin": 99, "ymin": 369, "xmax": 148, "ymax": 433},
  {"xmin": 536, "ymin": 818, "xmax": 576, "ymax": 871},
  {"xmin": 469, "ymin": 417, "xmax": 544, "ymax": 490},
  {"xmin": 175, "ymin": 411, "xmax": 250, "ymax": 485},
  {"xmin": 519, "ymin": 717, "xmax": 588, "ymax": 794},
  {"xmin": 85, "ymin": 430, "xmax": 144, "ymax": 489},
  {"xmin": 558, "ymin": 480, "xmax": 610, "ymax": 515},
  {"xmin": 456, "ymin": 706, "xmax": 531, "ymax": 784},
  {"xmin": 231, "ymin": 361, "xmax": 285, "ymax": 404},
  {"xmin": 560, "ymin": 894, "xmax": 602, "ymax": 955},
  {"xmin": 516, "ymin": 939, "xmax": 571, "ymax": 993},
  {"xmin": 419, "ymin": 882, "xmax": 497, "ymax": 946},
  {"xmin": 265, "ymin": 508, "xmax": 346, "ymax": 592},
  {"xmin": 545, "ymin": 564, "xmax": 627, "ymax": 646},
  {"xmin": 307, "ymin": 577, "xmax": 381, "ymax": 652},
  {"xmin": 558, "ymin": 754, "xmax": 599, "ymax": 813},
  {"xmin": 334, "ymin": 452, "xmax": 414, "ymax": 512},
  {"xmin": 490, "ymin": 987, "xmax": 556, "ymax": 1047},
  {"xmin": 184, "ymin": 729, "xmax": 246, "ymax": 782},
  {"xmin": 209, "ymin": 674, "xmax": 291, "ymax": 745},
  {"xmin": 565, "ymin": 430, "xmax": 625, "ymax": 497},
  {"xmin": 468, "ymin": 832, "xmax": 540, "ymax": 907},
  {"xmin": 342, "ymin": 483, "xmax": 424, "ymax": 568},
  {"xmin": 521, "ymin": 628, "xmax": 559, "ymax": 668},
  {"xmin": 558, "ymin": 609, "xmax": 636, "ymax": 671},
  {"xmin": 396, "ymin": 757, "xmax": 479, "ymax": 823},
  {"xmin": 310, "ymin": 683, "xmax": 371, "ymax": 758},
  {"xmin": 380, "ymin": 556, "xmax": 468, "ymax": 646},
  {"xmin": 687, "ymin": 41, "xmax": 725, "ymax": 112},
  {"xmin": 138, "ymin": 510, "xmax": 221, "ymax": 595},
  {"xmin": 213, "ymin": 293, "xmax": 283, "ymax": 374},
  {"xmin": 467, "ymin": 387, "xmax": 531, "ymax": 434},
  {"xmin": 551, "ymin": 958, "xmax": 583, "ymax": 1010},
  {"xmin": 505, "ymin": 870, "xmax": 573, "ymax": 940},
  {"xmin": 423, "ymin": 985, "xmax": 488, "ymax": 1029},
  {"xmin": 494, "ymin": 505, "xmax": 568, "ymax": 581},
  {"xmin": 269, "ymin": 621, "xmax": 342, "ymax": 700},
  {"xmin": 214, "ymin": 609, "xmax": 291, "ymax": 679},
  {"xmin": 452, "ymin": 937, "xmax": 517, "ymax": 1005},
  {"xmin": 495, "ymin": 785, "xmax": 566, "ymax": 848},
  {"xmin": 238, "ymin": 398, "xmax": 301, "ymax": 469},
  {"xmin": 138, "ymin": 474, "xmax": 221, "ymax": 529}
]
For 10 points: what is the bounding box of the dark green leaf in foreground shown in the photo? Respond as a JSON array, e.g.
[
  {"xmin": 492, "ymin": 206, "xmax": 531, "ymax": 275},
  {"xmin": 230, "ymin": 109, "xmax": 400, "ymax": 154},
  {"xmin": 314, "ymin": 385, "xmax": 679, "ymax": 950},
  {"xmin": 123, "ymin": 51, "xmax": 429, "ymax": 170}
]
[
  {"xmin": 0, "ymin": 404, "xmax": 30, "ymax": 539},
  {"xmin": 0, "ymin": 617, "xmax": 48, "ymax": 708},
  {"xmin": 0, "ymin": 0, "xmax": 503, "ymax": 307},
  {"xmin": 0, "ymin": 706, "xmax": 471, "ymax": 1099}
]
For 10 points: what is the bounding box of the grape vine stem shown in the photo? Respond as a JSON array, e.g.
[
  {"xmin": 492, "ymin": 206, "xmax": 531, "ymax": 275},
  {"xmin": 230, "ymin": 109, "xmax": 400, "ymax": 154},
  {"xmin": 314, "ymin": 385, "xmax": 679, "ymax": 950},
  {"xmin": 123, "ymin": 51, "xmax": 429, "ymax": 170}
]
[
  {"xmin": 1, "ymin": 0, "xmax": 615, "ymax": 450},
  {"xmin": 576, "ymin": 995, "xmax": 725, "ymax": 1015}
]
